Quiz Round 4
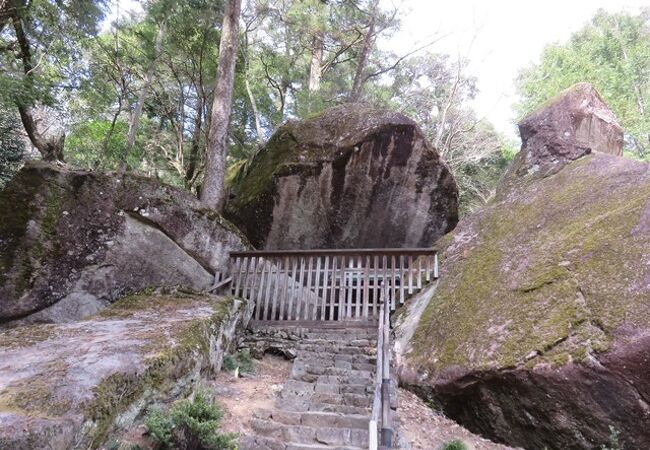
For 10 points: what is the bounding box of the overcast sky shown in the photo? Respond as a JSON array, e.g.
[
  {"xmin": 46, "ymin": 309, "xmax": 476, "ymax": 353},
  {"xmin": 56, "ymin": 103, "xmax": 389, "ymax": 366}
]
[{"xmin": 386, "ymin": 0, "xmax": 649, "ymax": 139}]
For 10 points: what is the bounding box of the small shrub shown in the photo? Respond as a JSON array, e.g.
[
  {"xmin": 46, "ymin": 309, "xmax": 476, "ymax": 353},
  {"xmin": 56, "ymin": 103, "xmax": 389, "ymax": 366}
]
[
  {"xmin": 440, "ymin": 440, "xmax": 468, "ymax": 450},
  {"xmin": 600, "ymin": 426, "xmax": 622, "ymax": 450},
  {"xmin": 222, "ymin": 350, "xmax": 254, "ymax": 374},
  {"xmin": 145, "ymin": 391, "xmax": 236, "ymax": 450},
  {"xmin": 145, "ymin": 408, "xmax": 173, "ymax": 448},
  {"xmin": 222, "ymin": 355, "xmax": 237, "ymax": 371}
]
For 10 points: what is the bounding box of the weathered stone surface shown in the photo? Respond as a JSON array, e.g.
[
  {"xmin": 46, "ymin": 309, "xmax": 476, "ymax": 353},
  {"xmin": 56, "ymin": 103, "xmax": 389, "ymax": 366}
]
[
  {"xmin": 225, "ymin": 104, "xmax": 458, "ymax": 249},
  {"xmin": 395, "ymin": 87, "xmax": 650, "ymax": 449},
  {"xmin": 509, "ymin": 82, "xmax": 624, "ymax": 178},
  {"xmin": 0, "ymin": 161, "xmax": 248, "ymax": 325},
  {"xmin": 0, "ymin": 292, "xmax": 252, "ymax": 450}
]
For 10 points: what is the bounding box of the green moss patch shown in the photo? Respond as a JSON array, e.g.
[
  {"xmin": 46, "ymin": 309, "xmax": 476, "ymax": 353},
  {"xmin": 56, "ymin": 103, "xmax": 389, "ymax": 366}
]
[{"xmin": 411, "ymin": 154, "xmax": 650, "ymax": 374}]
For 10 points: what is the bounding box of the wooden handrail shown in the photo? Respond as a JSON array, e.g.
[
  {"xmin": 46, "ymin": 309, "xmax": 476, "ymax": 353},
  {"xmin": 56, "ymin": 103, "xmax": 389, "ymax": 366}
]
[{"xmin": 230, "ymin": 248, "xmax": 437, "ymax": 258}]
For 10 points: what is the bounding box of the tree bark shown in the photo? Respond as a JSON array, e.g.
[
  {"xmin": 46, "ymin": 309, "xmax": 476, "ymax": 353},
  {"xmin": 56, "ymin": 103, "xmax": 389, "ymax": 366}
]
[
  {"xmin": 123, "ymin": 19, "xmax": 167, "ymax": 169},
  {"xmin": 200, "ymin": 0, "xmax": 242, "ymax": 210},
  {"xmin": 348, "ymin": 2, "xmax": 377, "ymax": 103}
]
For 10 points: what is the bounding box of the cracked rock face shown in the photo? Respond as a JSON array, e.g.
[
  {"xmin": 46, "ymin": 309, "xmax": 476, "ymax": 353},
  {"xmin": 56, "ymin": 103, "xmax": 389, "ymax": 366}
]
[
  {"xmin": 225, "ymin": 104, "xmax": 459, "ymax": 250},
  {"xmin": 395, "ymin": 84, "xmax": 650, "ymax": 449},
  {"xmin": 0, "ymin": 161, "xmax": 247, "ymax": 326}
]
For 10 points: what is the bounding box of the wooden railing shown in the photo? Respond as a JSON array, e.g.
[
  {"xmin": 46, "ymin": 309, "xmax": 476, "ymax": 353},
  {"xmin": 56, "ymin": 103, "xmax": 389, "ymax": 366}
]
[
  {"xmin": 369, "ymin": 282, "xmax": 393, "ymax": 449},
  {"xmin": 228, "ymin": 248, "xmax": 438, "ymax": 322}
]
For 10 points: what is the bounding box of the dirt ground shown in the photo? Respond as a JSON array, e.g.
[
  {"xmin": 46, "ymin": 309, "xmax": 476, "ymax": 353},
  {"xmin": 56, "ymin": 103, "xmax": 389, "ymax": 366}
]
[
  {"xmin": 213, "ymin": 354, "xmax": 292, "ymax": 436},
  {"xmin": 111, "ymin": 357, "xmax": 516, "ymax": 450},
  {"xmin": 396, "ymin": 388, "xmax": 518, "ymax": 450}
]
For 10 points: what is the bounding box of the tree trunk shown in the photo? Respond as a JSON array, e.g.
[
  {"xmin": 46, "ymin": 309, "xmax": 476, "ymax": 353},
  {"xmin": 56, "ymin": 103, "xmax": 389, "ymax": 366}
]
[
  {"xmin": 10, "ymin": 5, "xmax": 65, "ymax": 162},
  {"xmin": 308, "ymin": 31, "xmax": 323, "ymax": 92},
  {"xmin": 123, "ymin": 19, "xmax": 167, "ymax": 169},
  {"xmin": 200, "ymin": 0, "xmax": 242, "ymax": 210},
  {"xmin": 185, "ymin": 95, "xmax": 204, "ymax": 187},
  {"xmin": 348, "ymin": 2, "xmax": 377, "ymax": 103}
]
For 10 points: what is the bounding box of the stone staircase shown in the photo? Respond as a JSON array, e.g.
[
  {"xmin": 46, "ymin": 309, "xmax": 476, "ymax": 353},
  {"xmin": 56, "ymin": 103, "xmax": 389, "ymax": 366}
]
[{"xmin": 240, "ymin": 324, "xmax": 378, "ymax": 450}]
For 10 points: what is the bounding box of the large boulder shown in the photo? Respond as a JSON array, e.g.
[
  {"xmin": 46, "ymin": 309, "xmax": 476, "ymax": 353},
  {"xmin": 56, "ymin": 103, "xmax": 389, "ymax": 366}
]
[
  {"xmin": 0, "ymin": 162, "xmax": 248, "ymax": 325},
  {"xmin": 0, "ymin": 292, "xmax": 251, "ymax": 449},
  {"xmin": 395, "ymin": 84, "xmax": 650, "ymax": 449},
  {"xmin": 225, "ymin": 104, "xmax": 459, "ymax": 249}
]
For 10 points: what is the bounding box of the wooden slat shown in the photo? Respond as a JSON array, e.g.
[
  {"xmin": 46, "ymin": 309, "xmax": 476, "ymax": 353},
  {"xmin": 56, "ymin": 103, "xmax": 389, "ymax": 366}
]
[
  {"xmin": 373, "ymin": 255, "xmax": 379, "ymax": 317},
  {"xmin": 263, "ymin": 258, "xmax": 274, "ymax": 320},
  {"xmin": 363, "ymin": 255, "xmax": 370, "ymax": 319},
  {"xmin": 425, "ymin": 255, "xmax": 432, "ymax": 282},
  {"xmin": 354, "ymin": 256, "xmax": 362, "ymax": 319},
  {"xmin": 407, "ymin": 255, "xmax": 413, "ymax": 294},
  {"xmin": 270, "ymin": 258, "xmax": 280, "ymax": 321},
  {"xmin": 287, "ymin": 257, "xmax": 298, "ymax": 320},
  {"xmin": 390, "ymin": 255, "xmax": 396, "ymax": 310},
  {"xmin": 329, "ymin": 256, "xmax": 338, "ymax": 321},
  {"xmin": 304, "ymin": 256, "xmax": 314, "ymax": 320},
  {"xmin": 434, "ymin": 253, "xmax": 439, "ymax": 279},
  {"xmin": 278, "ymin": 256, "xmax": 289, "ymax": 320},
  {"xmin": 417, "ymin": 257, "xmax": 422, "ymax": 290},
  {"xmin": 340, "ymin": 256, "xmax": 347, "ymax": 320},
  {"xmin": 295, "ymin": 257, "xmax": 306, "ymax": 320},
  {"xmin": 320, "ymin": 256, "xmax": 329, "ymax": 320},
  {"xmin": 232, "ymin": 257, "xmax": 242, "ymax": 297},
  {"xmin": 312, "ymin": 257, "xmax": 322, "ymax": 321},
  {"xmin": 231, "ymin": 248, "xmax": 439, "ymax": 258},
  {"xmin": 244, "ymin": 257, "xmax": 256, "ymax": 300},
  {"xmin": 255, "ymin": 257, "xmax": 267, "ymax": 320},
  {"xmin": 399, "ymin": 255, "xmax": 405, "ymax": 304}
]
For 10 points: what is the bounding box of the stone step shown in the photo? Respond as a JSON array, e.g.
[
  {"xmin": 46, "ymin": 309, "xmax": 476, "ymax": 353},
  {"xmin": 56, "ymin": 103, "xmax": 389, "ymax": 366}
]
[
  {"xmin": 297, "ymin": 350, "xmax": 376, "ymax": 364},
  {"xmin": 254, "ymin": 409, "xmax": 369, "ymax": 430},
  {"xmin": 282, "ymin": 379, "xmax": 371, "ymax": 396},
  {"xmin": 280, "ymin": 390, "xmax": 373, "ymax": 408},
  {"xmin": 286, "ymin": 443, "xmax": 365, "ymax": 450},
  {"xmin": 295, "ymin": 358, "xmax": 376, "ymax": 372},
  {"xmin": 250, "ymin": 419, "xmax": 369, "ymax": 447},
  {"xmin": 292, "ymin": 361, "xmax": 373, "ymax": 379},
  {"xmin": 276, "ymin": 399, "xmax": 371, "ymax": 416}
]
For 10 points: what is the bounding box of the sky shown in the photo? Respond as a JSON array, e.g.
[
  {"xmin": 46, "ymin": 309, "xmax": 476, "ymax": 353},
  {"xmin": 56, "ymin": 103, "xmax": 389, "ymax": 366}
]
[{"xmin": 386, "ymin": 0, "xmax": 650, "ymax": 139}]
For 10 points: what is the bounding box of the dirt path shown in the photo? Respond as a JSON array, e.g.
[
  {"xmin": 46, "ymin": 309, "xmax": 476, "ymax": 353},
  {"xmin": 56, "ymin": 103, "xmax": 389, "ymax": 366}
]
[{"xmin": 396, "ymin": 388, "xmax": 519, "ymax": 450}]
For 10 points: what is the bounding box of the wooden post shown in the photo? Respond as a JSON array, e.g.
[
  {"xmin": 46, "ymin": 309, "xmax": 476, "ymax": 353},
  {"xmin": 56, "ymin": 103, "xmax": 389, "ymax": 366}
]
[
  {"xmin": 373, "ymin": 255, "xmax": 379, "ymax": 317},
  {"xmin": 355, "ymin": 256, "xmax": 362, "ymax": 319},
  {"xmin": 255, "ymin": 258, "xmax": 267, "ymax": 320},
  {"xmin": 270, "ymin": 258, "xmax": 280, "ymax": 321},
  {"xmin": 417, "ymin": 257, "xmax": 422, "ymax": 290},
  {"xmin": 263, "ymin": 258, "xmax": 274, "ymax": 320},
  {"xmin": 232, "ymin": 257, "xmax": 242, "ymax": 297}
]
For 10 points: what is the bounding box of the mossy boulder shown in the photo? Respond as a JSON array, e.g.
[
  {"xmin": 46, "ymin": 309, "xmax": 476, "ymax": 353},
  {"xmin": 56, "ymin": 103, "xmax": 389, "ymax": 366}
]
[
  {"xmin": 0, "ymin": 291, "xmax": 252, "ymax": 450},
  {"xmin": 395, "ymin": 85, "xmax": 650, "ymax": 449},
  {"xmin": 0, "ymin": 161, "xmax": 248, "ymax": 325},
  {"xmin": 225, "ymin": 103, "xmax": 459, "ymax": 249}
]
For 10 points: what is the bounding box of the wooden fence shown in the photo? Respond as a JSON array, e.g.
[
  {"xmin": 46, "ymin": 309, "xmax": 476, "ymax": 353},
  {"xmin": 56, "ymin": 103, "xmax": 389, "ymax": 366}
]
[{"xmin": 228, "ymin": 248, "xmax": 438, "ymax": 322}]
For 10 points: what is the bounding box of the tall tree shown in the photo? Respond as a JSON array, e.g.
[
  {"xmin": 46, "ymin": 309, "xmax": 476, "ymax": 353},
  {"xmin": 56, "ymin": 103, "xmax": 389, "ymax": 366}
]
[
  {"xmin": 0, "ymin": 0, "xmax": 105, "ymax": 161},
  {"xmin": 201, "ymin": 0, "xmax": 242, "ymax": 209}
]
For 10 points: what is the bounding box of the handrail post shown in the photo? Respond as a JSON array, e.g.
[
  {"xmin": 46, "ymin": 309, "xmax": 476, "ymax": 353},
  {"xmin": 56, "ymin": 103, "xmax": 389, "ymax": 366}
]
[{"xmin": 380, "ymin": 281, "xmax": 393, "ymax": 447}]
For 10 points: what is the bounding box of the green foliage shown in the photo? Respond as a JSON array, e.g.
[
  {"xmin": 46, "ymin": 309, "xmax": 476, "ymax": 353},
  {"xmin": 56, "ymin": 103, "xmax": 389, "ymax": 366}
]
[
  {"xmin": 440, "ymin": 439, "xmax": 468, "ymax": 450},
  {"xmin": 516, "ymin": 8, "xmax": 650, "ymax": 160},
  {"xmin": 222, "ymin": 349, "xmax": 254, "ymax": 374},
  {"xmin": 145, "ymin": 391, "xmax": 237, "ymax": 450},
  {"xmin": 0, "ymin": 111, "xmax": 25, "ymax": 190},
  {"xmin": 600, "ymin": 426, "xmax": 623, "ymax": 450}
]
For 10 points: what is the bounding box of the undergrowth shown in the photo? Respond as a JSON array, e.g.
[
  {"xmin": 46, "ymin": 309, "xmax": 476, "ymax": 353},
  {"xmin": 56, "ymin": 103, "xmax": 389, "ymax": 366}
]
[
  {"xmin": 222, "ymin": 349, "xmax": 254, "ymax": 373},
  {"xmin": 145, "ymin": 391, "xmax": 237, "ymax": 450}
]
